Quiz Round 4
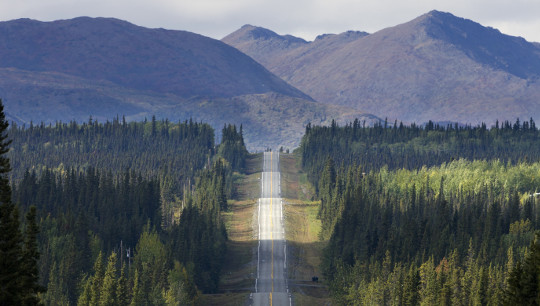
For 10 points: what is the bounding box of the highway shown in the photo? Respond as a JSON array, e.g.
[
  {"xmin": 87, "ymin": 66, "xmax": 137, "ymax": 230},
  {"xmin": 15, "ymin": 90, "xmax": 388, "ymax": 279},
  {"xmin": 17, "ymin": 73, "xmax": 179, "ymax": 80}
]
[{"xmin": 252, "ymin": 152, "xmax": 290, "ymax": 306}]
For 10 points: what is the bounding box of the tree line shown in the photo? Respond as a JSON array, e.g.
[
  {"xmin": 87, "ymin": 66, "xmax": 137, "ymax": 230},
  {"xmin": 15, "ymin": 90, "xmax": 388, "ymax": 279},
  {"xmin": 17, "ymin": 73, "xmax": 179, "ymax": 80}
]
[
  {"xmin": 301, "ymin": 118, "xmax": 540, "ymax": 189},
  {"xmin": 0, "ymin": 100, "xmax": 43, "ymax": 305},
  {"xmin": 300, "ymin": 119, "xmax": 540, "ymax": 304},
  {"xmin": 1, "ymin": 99, "xmax": 249, "ymax": 305}
]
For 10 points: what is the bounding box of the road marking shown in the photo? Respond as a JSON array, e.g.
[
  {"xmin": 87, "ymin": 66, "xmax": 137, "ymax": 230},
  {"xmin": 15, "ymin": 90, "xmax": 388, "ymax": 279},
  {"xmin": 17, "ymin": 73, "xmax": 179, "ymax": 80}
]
[
  {"xmin": 271, "ymin": 152, "xmax": 274, "ymax": 293},
  {"xmin": 271, "ymin": 152, "xmax": 274, "ymax": 305},
  {"xmin": 280, "ymin": 199, "xmax": 283, "ymax": 221},
  {"xmin": 284, "ymin": 244, "xmax": 287, "ymax": 268},
  {"xmin": 254, "ymin": 152, "xmax": 286, "ymax": 306}
]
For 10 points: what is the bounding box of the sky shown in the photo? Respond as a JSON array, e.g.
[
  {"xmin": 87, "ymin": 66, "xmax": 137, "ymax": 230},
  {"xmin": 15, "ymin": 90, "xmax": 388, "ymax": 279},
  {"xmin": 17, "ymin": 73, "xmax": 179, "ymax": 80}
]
[{"xmin": 1, "ymin": 0, "xmax": 539, "ymax": 42}]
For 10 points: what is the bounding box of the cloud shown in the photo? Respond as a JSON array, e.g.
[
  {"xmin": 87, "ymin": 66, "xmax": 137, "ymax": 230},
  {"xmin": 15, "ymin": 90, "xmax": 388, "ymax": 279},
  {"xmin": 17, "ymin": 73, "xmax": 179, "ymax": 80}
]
[{"xmin": 0, "ymin": 0, "xmax": 539, "ymax": 42}]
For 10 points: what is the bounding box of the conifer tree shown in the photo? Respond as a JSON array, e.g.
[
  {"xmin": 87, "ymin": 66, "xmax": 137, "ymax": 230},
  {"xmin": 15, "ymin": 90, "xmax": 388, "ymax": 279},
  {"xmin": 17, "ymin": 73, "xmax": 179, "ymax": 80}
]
[
  {"xmin": 402, "ymin": 265, "xmax": 420, "ymax": 306},
  {"xmin": 21, "ymin": 206, "xmax": 44, "ymax": 305},
  {"xmin": 100, "ymin": 251, "xmax": 118, "ymax": 305},
  {"xmin": 90, "ymin": 251, "xmax": 104, "ymax": 305},
  {"xmin": 77, "ymin": 274, "xmax": 92, "ymax": 306},
  {"xmin": 0, "ymin": 204, "xmax": 23, "ymax": 305},
  {"xmin": 519, "ymin": 233, "xmax": 540, "ymax": 304},
  {"xmin": 0, "ymin": 98, "xmax": 23, "ymax": 305},
  {"xmin": 505, "ymin": 261, "xmax": 524, "ymax": 304},
  {"xmin": 130, "ymin": 269, "xmax": 144, "ymax": 306},
  {"xmin": 116, "ymin": 263, "xmax": 129, "ymax": 306}
]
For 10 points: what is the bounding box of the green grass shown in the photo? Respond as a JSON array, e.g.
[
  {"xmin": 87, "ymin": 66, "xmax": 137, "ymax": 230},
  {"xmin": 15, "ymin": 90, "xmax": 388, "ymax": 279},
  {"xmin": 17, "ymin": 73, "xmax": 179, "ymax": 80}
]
[
  {"xmin": 202, "ymin": 154, "xmax": 263, "ymax": 305},
  {"xmin": 280, "ymin": 152, "xmax": 331, "ymax": 304},
  {"xmin": 206, "ymin": 152, "xmax": 331, "ymax": 304}
]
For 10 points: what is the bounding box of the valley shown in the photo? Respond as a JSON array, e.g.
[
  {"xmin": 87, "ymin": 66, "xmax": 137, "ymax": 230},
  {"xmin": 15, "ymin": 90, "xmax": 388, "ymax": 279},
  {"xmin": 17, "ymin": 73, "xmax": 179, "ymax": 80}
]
[
  {"xmin": 210, "ymin": 152, "xmax": 328, "ymax": 305},
  {"xmin": 3, "ymin": 8, "xmax": 540, "ymax": 306}
]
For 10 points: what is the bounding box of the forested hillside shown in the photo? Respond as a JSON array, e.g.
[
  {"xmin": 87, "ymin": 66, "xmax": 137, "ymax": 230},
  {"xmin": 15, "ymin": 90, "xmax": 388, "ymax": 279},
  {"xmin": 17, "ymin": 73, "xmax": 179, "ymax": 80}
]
[
  {"xmin": 300, "ymin": 119, "xmax": 540, "ymax": 304},
  {"xmin": 8, "ymin": 117, "xmax": 214, "ymax": 181},
  {"xmin": 1, "ymin": 107, "xmax": 249, "ymax": 305},
  {"xmin": 302, "ymin": 118, "xmax": 540, "ymax": 188}
]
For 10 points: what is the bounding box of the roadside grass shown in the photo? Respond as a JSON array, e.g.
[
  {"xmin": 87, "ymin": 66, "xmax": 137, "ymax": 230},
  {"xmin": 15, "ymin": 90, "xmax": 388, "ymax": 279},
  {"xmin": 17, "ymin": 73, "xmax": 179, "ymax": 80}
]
[
  {"xmin": 280, "ymin": 152, "xmax": 331, "ymax": 305},
  {"xmin": 204, "ymin": 151, "xmax": 330, "ymax": 304},
  {"xmin": 203, "ymin": 153, "xmax": 262, "ymax": 305},
  {"xmin": 235, "ymin": 154, "xmax": 262, "ymax": 201}
]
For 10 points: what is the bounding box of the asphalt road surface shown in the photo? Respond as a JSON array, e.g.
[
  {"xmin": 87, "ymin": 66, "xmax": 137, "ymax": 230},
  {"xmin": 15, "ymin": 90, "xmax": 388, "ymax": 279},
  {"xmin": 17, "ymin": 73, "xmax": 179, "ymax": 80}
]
[{"xmin": 252, "ymin": 152, "xmax": 290, "ymax": 306}]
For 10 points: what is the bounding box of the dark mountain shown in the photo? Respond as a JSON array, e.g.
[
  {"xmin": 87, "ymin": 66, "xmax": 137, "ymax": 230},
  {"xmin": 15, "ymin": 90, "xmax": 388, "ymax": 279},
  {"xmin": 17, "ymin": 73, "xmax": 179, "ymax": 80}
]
[
  {"xmin": 0, "ymin": 17, "xmax": 376, "ymax": 150},
  {"xmin": 223, "ymin": 11, "xmax": 540, "ymax": 125}
]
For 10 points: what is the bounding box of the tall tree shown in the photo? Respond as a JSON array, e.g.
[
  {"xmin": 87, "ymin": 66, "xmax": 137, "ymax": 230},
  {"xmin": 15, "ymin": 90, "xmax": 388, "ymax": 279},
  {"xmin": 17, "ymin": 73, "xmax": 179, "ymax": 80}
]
[
  {"xmin": 100, "ymin": 252, "xmax": 118, "ymax": 306},
  {"xmin": 90, "ymin": 251, "xmax": 104, "ymax": 305},
  {"xmin": 116, "ymin": 263, "xmax": 129, "ymax": 306},
  {"xmin": 0, "ymin": 204, "xmax": 23, "ymax": 305},
  {"xmin": 21, "ymin": 206, "xmax": 44, "ymax": 305},
  {"xmin": 0, "ymin": 98, "xmax": 23, "ymax": 305}
]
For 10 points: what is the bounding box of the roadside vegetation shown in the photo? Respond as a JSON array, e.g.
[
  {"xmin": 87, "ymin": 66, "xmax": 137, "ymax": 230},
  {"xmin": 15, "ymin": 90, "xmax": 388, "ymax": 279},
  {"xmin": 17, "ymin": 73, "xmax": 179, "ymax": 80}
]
[
  {"xmin": 300, "ymin": 119, "xmax": 540, "ymax": 304},
  {"xmin": 280, "ymin": 152, "xmax": 331, "ymax": 305},
  {"xmin": 2, "ymin": 109, "xmax": 250, "ymax": 305},
  {"xmin": 203, "ymin": 153, "xmax": 261, "ymax": 305}
]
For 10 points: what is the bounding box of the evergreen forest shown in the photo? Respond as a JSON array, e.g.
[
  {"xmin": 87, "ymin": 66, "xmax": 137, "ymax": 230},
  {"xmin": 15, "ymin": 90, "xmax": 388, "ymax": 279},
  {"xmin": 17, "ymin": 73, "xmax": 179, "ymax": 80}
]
[
  {"xmin": 300, "ymin": 119, "xmax": 540, "ymax": 305},
  {"xmin": 0, "ymin": 100, "xmax": 249, "ymax": 305}
]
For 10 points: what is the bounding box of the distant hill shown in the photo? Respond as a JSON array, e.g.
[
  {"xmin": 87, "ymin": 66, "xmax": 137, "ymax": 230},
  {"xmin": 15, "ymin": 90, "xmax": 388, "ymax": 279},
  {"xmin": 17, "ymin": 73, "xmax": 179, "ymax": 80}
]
[
  {"xmin": 0, "ymin": 17, "xmax": 376, "ymax": 150},
  {"xmin": 223, "ymin": 11, "xmax": 540, "ymax": 125},
  {"xmin": 0, "ymin": 17, "xmax": 311, "ymax": 100}
]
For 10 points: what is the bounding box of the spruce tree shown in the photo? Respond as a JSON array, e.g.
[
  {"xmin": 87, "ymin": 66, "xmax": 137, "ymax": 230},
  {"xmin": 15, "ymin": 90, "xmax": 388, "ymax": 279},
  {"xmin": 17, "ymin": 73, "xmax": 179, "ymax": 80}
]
[
  {"xmin": 76, "ymin": 274, "xmax": 92, "ymax": 306},
  {"xmin": 130, "ymin": 269, "xmax": 144, "ymax": 306},
  {"xmin": 402, "ymin": 265, "xmax": 420, "ymax": 306},
  {"xmin": 21, "ymin": 206, "xmax": 44, "ymax": 305},
  {"xmin": 520, "ymin": 233, "xmax": 540, "ymax": 304},
  {"xmin": 0, "ymin": 98, "xmax": 23, "ymax": 305},
  {"xmin": 116, "ymin": 263, "xmax": 129, "ymax": 306},
  {"xmin": 505, "ymin": 261, "xmax": 524, "ymax": 304},
  {"xmin": 100, "ymin": 252, "xmax": 118, "ymax": 305},
  {"xmin": 90, "ymin": 251, "xmax": 104, "ymax": 305},
  {"xmin": 0, "ymin": 205, "xmax": 23, "ymax": 305}
]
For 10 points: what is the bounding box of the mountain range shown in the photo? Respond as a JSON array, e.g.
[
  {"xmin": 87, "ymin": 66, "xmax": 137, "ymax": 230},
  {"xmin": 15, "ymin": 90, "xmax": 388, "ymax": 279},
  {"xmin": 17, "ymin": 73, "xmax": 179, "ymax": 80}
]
[
  {"xmin": 2, "ymin": 11, "xmax": 540, "ymax": 150},
  {"xmin": 0, "ymin": 17, "xmax": 373, "ymax": 150},
  {"xmin": 223, "ymin": 10, "xmax": 540, "ymax": 125}
]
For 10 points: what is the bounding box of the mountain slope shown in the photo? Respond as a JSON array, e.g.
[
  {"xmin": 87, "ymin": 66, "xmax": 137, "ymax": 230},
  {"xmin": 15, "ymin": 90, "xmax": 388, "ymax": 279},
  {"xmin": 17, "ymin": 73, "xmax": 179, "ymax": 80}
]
[
  {"xmin": 0, "ymin": 17, "xmax": 310, "ymax": 100},
  {"xmin": 0, "ymin": 18, "xmax": 379, "ymax": 149},
  {"xmin": 0, "ymin": 66, "xmax": 377, "ymax": 149},
  {"xmin": 223, "ymin": 11, "xmax": 540, "ymax": 125}
]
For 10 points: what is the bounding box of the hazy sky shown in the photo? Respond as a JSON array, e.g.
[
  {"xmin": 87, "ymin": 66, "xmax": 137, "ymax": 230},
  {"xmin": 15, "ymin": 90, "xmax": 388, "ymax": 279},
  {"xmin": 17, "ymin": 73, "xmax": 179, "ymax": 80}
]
[{"xmin": 1, "ymin": 0, "xmax": 539, "ymax": 42}]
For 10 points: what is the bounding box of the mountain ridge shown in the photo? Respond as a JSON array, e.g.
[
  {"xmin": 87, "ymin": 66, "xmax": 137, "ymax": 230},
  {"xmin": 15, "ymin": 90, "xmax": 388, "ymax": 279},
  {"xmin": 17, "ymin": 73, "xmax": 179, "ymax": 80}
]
[
  {"xmin": 0, "ymin": 17, "xmax": 311, "ymax": 100},
  {"xmin": 0, "ymin": 17, "xmax": 377, "ymax": 149},
  {"xmin": 223, "ymin": 10, "xmax": 540, "ymax": 125}
]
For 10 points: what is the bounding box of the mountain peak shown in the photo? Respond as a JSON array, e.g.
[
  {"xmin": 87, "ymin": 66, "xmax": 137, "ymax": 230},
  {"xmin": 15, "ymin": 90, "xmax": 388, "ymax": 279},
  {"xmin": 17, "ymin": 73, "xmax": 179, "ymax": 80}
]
[
  {"xmin": 224, "ymin": 10, "xmax": 540, "ymax": 126},
  {"xmin": 224, "ymin": 25, "xmax": 307, "ymax": 45},
  {"xmin": 406, "ymin": 10, "xmax": 540, "ymax": 79},
  {"xmin": 241, "ymin": 24, "xmax": 280, "ymax": 40},
  {"xmin": 315, "ymin": 30, "xmax": 369, "ymax": 42},
  {"xmin": 0, "ymin": 17, "xmax": 312, "ymax": 100}
]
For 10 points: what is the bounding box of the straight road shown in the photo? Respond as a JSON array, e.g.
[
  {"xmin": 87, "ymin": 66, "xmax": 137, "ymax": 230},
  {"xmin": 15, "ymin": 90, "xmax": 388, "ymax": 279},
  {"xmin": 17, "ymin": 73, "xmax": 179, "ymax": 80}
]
[{"xmin": 252, "ymin": 152, "xmax": 290, "ymax": 306}]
